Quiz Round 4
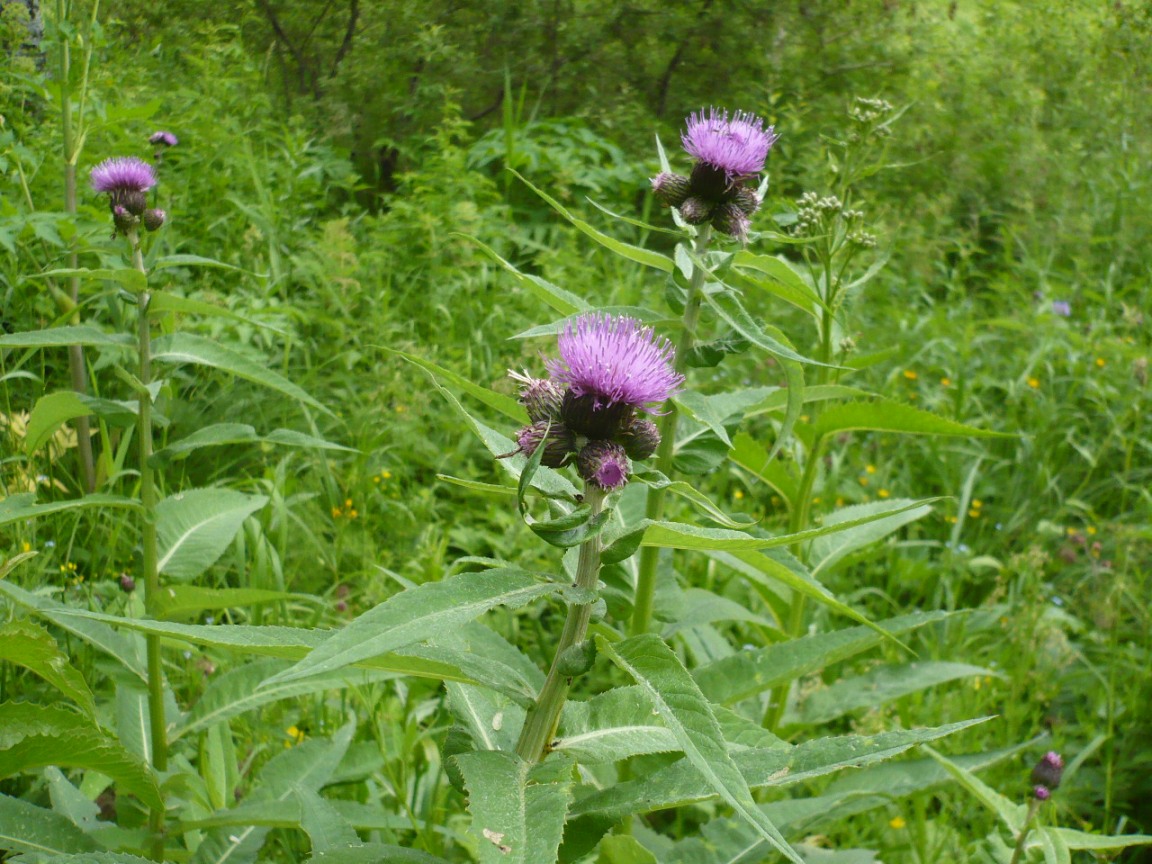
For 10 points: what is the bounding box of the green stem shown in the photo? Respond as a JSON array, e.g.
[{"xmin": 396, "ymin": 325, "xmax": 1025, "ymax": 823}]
[
  {"xmin": 57, "ymin": 0, "xmax": 96, "ymax": 493},
  {"xmin": 515, "ymin": 487, "xmax": 606, "ymax": 763},
  {"xmin": 630, "ymin": 225, "xmax": 712, "ymax": 636},
  {"xmin": 130, "ymin": 230, "xmax": 167, "ymax": 859},
  {"xmin": 1009, "ymin": 798, "xmax": 1042, "ymax": 864}
]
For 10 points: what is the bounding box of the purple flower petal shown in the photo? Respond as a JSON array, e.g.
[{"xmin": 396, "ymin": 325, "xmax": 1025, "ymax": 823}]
[
  {"xmin": 546, "ymin": 313, "xmax": 684, "ymax": 411},
  {"xmin": 682, "ymin": 107, "xmax": 778, "ymax": 179},
  {"xmin": 90, "ymin": 157, "xmax": 157, "ymax": 193},
  {"xmin": 149, "ymin": 131, "xmax": 179, "ymax": 147}
]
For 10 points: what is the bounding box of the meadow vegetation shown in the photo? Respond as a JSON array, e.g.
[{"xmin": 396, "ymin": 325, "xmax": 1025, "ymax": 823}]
[{"xmin": 0, "ymin": 1, "xmax": 1150, "ymax": 862}]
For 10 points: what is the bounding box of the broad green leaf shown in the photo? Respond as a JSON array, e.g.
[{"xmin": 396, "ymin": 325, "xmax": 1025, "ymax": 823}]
[
  {"xmin": 114, "ymin": 677, "xmax": 152, "ymax": 762},
  {"xmin": 599, "ymin": 634, "xmax": 802, "ymax": 864},
  {"xmin": 33, "ymin": 267, "xmax": 146, "ymax": 292},
  {"xmin": 44, "ymin": 766, "xmax": 102, "ymax": 832},
  {"xmin": 530, "ymin": 504, "xmax": 610, "ymax": 548},
  {"xmin": 693, "ymin": 611, "xmax": 952, "ymax": 705},
  {"xmin": 155, "ymin": 488, "xmax": 269, "ymax": 581},
  {"xmin": 0, "ymin": 325, "xmax": 132, "ymax": 348},
  {"xmin": 809, "ymin": 498, "xmax": 933, "ymax": 578},
  {"xmin": 923, "ymin": 746, "xmax": 1027, "ymax": 833},
  {"xmin": 25, "ymin": 391, "xmax": 136, "ymax": 455},
  {"xmin": 789, "ymin": 661, "xmax": 999, "ymax": 725},
  {"xmin": 151, "ymin": 333, "xmax": 331, "ymax": 415},
  {"xmin": 1051, "ymin": 828, "xmax": 1152, "ymax": 851},
  {"xmin": 729, "ymin": 432, "xmax": 800, "ymax": 505},
  {"xmin": 397, "ymin": 350, "xmax": 526, "ymax": 422},
  {"xmin": 573, "ymin": 718, "xmax": 989, "ymax": 822},
  {"xmin": 0, "ymin": 580, "xmax": 147, "ymax": 681},
  {"xmin": 0, "ymin": 703, "xmax": 161, "ymax": 809},
  {"xmin": 0, "ymin": 794, "xmax": 98, "ymax": 857},
  {"xmin": 634, "ymin": 468, "xmax": 752, "ymax": 530},
  {"xmin": 456, "ymin": 751, "xmax": 574, "ymax": 864},
  {"xmin": 0, "ymin": 492, "xmax": 140, "ymax": 529},
  {"xmin": 675, "ymin": 387, "xmax": 779, "ymax": 448},
  {"xmin": 296, "ymin": 788, "xmax": 359, "ymax": 853},
  {"xmin": 732, "ymin": 251, "xmax": 823, "ymax": 313},
  {"xmin": 149, "ymin": 291, "xmax": 286, "ymax": 334},
  {"xmin": 513, "ymin": 171, "xmax": 674, "ymax": 273},
  {"xmin": 812, "ymin": 400, "xmax": 1012, "ymax": 438},
  {"xmin": 265, "ymin": 568, "xmax": 561, "ymax": 685},
  {"xmin": 191, "ymin": 724, "xmax": 353, "ymax": 864},
  {"xmin": 154, "ymin": 253, "xmax": 250, "ymax": 272},
  {"xmin": 0, "ymin": 619, "xmax": 96, "ymax": 716},
  {"xmin": 446, "ymin": 682, "xmax": 525, "ymax": 753},
  {"xmin": 462, "ymin": 235, "xmax": 588, "ymax": 315},
  {"xmin": 554, "ymin": 686, "xmax": 678, "ymax": 763},
  {"xmin": 662, "ymin": 587, "xmax": 779, "ymax": 637},
  {"xmin": 172, "ymin": 659, "xmax": 401, "ymax": 741},
  {"xmin": 153, "ymin": 585, "xmax": 309, "ymax": 620},
  {"xmin": 151, "ymin": 423, "xmax": 354, "ymax": 464}
]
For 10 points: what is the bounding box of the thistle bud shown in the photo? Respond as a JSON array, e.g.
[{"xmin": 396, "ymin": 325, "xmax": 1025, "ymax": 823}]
[
  {"xmin": 577, "ymin": 440, "xmax": 630, "ymax": 491},
  {"xmin": 514, "ymin": 420, "xmax": 576, "ymax": 468},
  {"xmin": 119, "ymin": 573, "xmax": 136, "ymax": 593},
  {"xmin": 510, "ymin": 371, "xmax": 564, "ymax": 422},
  {"xmin": 561, "ymin": 390, "xmax": 633, "ymax": 439},
  {"xmin": 617, "ymin": 417, "xmax": 660, "ymax": 461},
  {"xmin": 731, "ymin": 186, "xmax": 761, "ymax": 217},
  {"xmin": 651, "ymin": 172, "xmax": 691, "ymax": 208},
  {"xmin": 678, "ymin": 195, "xmax": 714, "ymax": 226},
  {"xmin": 1030, "ymin": 751, "xmax": 1064, "ymax": 792},
  {"xmin": 711, "ymin": 201, "xmax": 751, "ymax": 242},
  {"xmin": 112, "ymin": 205, "xmax": 138, "ymax": 235},
  {"xmin": 143, "ymin": 208, "xmax": 167, "ymax": 232}
]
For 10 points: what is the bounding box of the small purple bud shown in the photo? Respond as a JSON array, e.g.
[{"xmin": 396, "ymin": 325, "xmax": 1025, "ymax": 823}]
[
  {"xmin": 712, "ymin": 201, "xmax": 752, "ymax": 243},
  {"xmin": 112, "ymin": 205, "xmax": 138, "ymax": 235},
  {"xmin": 143, "ymin": 208, "xmax": 166, "ymax": 232},
  {"xmin": 514, "ymin": 420, "xmax": 576, "ymax": 468},
  {"xmin": 1051, "ymin": 300, "xmax": 1071, "ymax": 317},
  {"xmin": 577, "ymin": 440, "xmax": 631, "ymax": 491},
  {"xmin": 617, "ymin": 417, "xmax": 661, "ymax": 461},
  {"xmin": 1034, "ymin": 785, "xmax": 1051, "ymax": 801},
  {"xmin": 119, "ymin": 573, "xmax": 136, "ymax": 593},
  {"xmin": 509, "ymin": 370, "xmax": 564, "ymax": 422},
  {"xmin": 651, "ymin": 172, "xmax": 691, "ymax": 208},
  {"xmin": 678, "ymin": 196, "xmax": 713, "ymax": 225},
  {"xmin": 149, "ymin": 131, "xmax": 178, "ymax": 148},
  {"xmin": 1030, "ymin": 751, "xmax": 1064, "ymax": 791}
]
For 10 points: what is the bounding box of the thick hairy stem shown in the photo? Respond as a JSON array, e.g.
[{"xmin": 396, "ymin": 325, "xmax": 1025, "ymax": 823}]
[
  {"xmin": 630, "ymin": 225, "xmax": 711, "ymax": 636},
  {"xmin": 130, "ymin": 231, "xmax": 166, "ymax": 859},
  {"xmin": 515, "ymin": 487, "xmax": 605, "ymax": 763}
]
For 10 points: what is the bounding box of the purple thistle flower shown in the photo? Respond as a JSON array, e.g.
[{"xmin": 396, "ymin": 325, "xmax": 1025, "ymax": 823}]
[
  {"xmin": 548, "ymin": 313, "xmax": 684, "ymax": 413},
  {"xmin": 149, "ymin": 131, "xmax": 178, "ymax": 148},
  {"xmin": 90, "ymin": 157, "xmax": 157, "ymax": 194},
  {"xmin": 1051, "ymin": 300, "xmax": 1072, "ymax": 317},
  {"xmin": 1033, "ymin": 785, "xmax": 1051, "ymax": 801},
  {"xmin": 682, "ymin": 107, "xmax": 778, "ymax": 180}
]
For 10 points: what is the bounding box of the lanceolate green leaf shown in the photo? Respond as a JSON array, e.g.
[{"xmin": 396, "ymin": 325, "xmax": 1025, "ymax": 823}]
[
  {"xmin": 572, "ymin": 718, "xmax": 989, "ymax": 822},
  {"xmin": 154, "ymin": 253, "xmax": 251, "ymax": 272},
  {"xmin": 812, "ymin": 399, "xmax": 1012, "ymax": 438},
  {"xmin": 264, "ymin": 569, "xmax": 561, "ymax": 685},
  {"xmin": 0, "ymin": 619, "xmax": 96, "ymax": 716},
  {"xmin": 553, "ymin": 686, "xmax": 679, "ymax": 763},
  {"xmin": 456, "ymin": 751, "xmax": 574, "ymax": 864},
  {"xmin": 397, "ymin": 350, "xmax": 526, "ymax": 422},
  {"xmin": 153, "ymin": 586, "xmax": 311, "ymax": 620},
  {"xmin": 923, "ymin": 746, "xmax": 1027, "ymax": 832},
  {"xmin": 704, "ymin": 290, "xmax": 827, "ymax": 367},
  {"xmin": 808, "ymin": 498, "xmax": 934, "ymax": 578},
  {"xmin": 0, "ymin": 325, "xmax": 132, "ymax": 348},
  {"xmin": 149, "ymin": 291, "xmax": 286, "ymax": 334},
  {"xmin": 728, "ymin": 432, "xmax": 801, "ymax": 505},
  {"xmin": 0, "ymin": 703, "xmax": 161, "ymax": 809},
  {"xmin": 32, "ymin": 267, "xmax": 146, "ymax": 292},
  {"xmin": 151, "ymin": 423, "xmax": 355, "ymax": 463},
  {"xmin": 155, "ymin": 488, "xmax": 269, "ymax": 581},
  {"xmin": 512, "ymin": 170, "xmax": 674, "ymax": 273},
  {"xmin": 0, "ymin": 794, "xmax": 99, "ymax": 857},
  {"xmin": 693, "ymin": 611, "xmax": 954, "ymax": 705},
  {"xmin": 462, "ymin": 235, "xmax": 588, "ymax": 316},
  {"xmin": 151, "ymin": 333, "xmax": 331, "ymax": 415},
  {"xmin": 599, "ymin": 634, "xmax": 803, "ymax": 864},
  {"xmin": 25, "ymin": 391, "xmax": 137, "ymax": 454},
  {"xmin": 0, "ymin": 492, "xmax": 140, "ymax": 528}
]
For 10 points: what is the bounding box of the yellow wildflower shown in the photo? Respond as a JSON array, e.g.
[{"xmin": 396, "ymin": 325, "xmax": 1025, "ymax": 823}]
[
  {"xmin": 903, "ymin": 369, "xmax": 918, "ymax": 381},
  {"xmin": 889, "ymin": 816, "xmax": 906, "ymax": 830}
]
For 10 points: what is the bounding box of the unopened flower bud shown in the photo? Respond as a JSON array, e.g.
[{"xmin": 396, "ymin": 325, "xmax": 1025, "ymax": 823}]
[
  {"xmin": 561, "ymin": 390, "xmax": 633, "ymax": 439},
  {"xmin": 556, "ymin": 639, "xmax": 597, "ymax": 677},
  {"xmin": 651, "ymin": 172, "xmax": 691, "ymax": 208},
  {"xmin": 112, "ymin": 205, "xmax": 138, "ymax": 234},
  {"xmin": 143, "ymin": 208, "xmax": 166, "ymax": 232},
  {"xmin": 731, "ymin": 186, "xmax": 761, "ymax": 218},
  {"xmin": 677, "ymin": 195, "xmax": 714, "ymax": 225},
  {"xmin": 510, "ymin": 371, "xmax": 564, "ymax": 422},
  {"xmin": 119, "ymin": 573, "xmax": 136, "ymax": 593},
  {"xmin": 577, "ymin": 440, "xmax": 630, "ymax": 491},
  {"xmin": 1030, "ymin": 751, "xmax": 1064, "ymax": 791},
  {"xmin": 1034, "ymin": 784, "xmax": 1051, "ymax": 801},
  {"xmin": 514, "ymin": 420, "xmax": 576, "ymax": 468},
  {"xmin": 617, "ymin": 417, "xmax": 661, "ymax": 461},
  {"xmin": 149, "ymin": 131, "xmax": 178, "ymax": 148},
  {"xmin": 122, "ymin": 189, "xmax": 148, "ymax": 216},
  {"xmin": 712, "ymin": 201, "xmax": 751, "ymax": 242}
]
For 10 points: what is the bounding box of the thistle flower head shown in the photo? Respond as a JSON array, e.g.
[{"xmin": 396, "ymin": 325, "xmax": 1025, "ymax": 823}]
[
  {"xmin": 577, "ymin": 440, "xmax": 630, "ymax": 491},
  {"xmin": 547, "ymin": 313, "xmax": 683, "ymax": 414},
  {"xmin": 509, "ymin": 369, "xmax": 564, "ymax": 423},
  {"xmin": 90, "ymin": 157, "xmax": 157, "ymax": 195},
  {"xmin": 1031, "ymin": 751, "xmax": 1064, "ymax": 791},
  {"xmin": 682, "ymin": 107, "xmax": 777, "ymax": 180},
  {"xmin": 149, "ymin": 131, "xmax": 178, "ymax": 148}
]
